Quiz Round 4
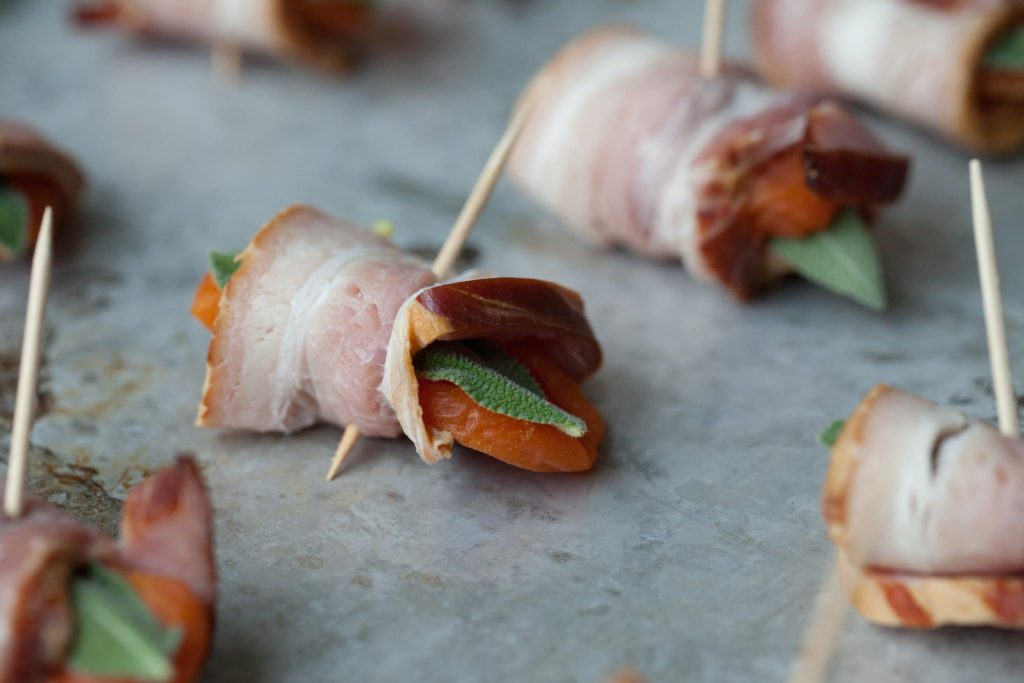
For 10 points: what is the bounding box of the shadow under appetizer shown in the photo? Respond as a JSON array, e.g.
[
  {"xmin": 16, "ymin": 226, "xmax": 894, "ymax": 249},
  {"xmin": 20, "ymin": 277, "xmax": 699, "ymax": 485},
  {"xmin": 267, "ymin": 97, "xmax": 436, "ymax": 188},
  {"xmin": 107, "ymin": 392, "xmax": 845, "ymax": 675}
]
[
  {"xmin": 0, "ymin": 122, "xmax": 83, "ymax": 262},
  {"xmin": 191, "ymin": 205, "xmax": 604, "ymax": 473},
  {"xmin": 753, "ymin": 0, "xmax": 1024, "ymax": 153},
  {"xmin": 509, "ymin": 26, "xmax": 910, "ymax": 310},
  {"xmin": 74, "ymin": 0, "xmax": 376, "ymax": 73},
  {"xmin": 821, "ymin": 386, "xmax": 1024, "ymax": 628},
  {"xmin": 0, "ymin": 456, "xmax": 215, "ymax": 682}
]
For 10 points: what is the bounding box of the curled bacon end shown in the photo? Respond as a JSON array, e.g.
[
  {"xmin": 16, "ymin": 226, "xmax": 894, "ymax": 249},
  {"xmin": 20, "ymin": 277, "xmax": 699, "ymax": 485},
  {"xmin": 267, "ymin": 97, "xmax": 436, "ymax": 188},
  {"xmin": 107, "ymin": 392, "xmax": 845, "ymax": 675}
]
[
  {"xmin": 802, "ymin": 106, "xmax": 911, "ymax": 205},
  {"xmin": 416, "ymin": 277, "xmax": 603, "ymax": 382},
  {"xmin": 72, "ymin": 2, "xmax": 121, "ymax": 26},
  {"xmin": 119, "ymin": 456, "xmax": 216, "ymax": 607}
]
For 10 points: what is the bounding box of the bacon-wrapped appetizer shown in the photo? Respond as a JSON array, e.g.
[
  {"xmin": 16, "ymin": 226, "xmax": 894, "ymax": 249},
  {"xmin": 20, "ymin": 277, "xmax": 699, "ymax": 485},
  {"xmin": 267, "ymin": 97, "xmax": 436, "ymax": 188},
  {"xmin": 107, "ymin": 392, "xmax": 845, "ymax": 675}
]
[
  {"xmin": 0, "ymin": 122, "xmax": 84, "ymax": 262},
  {"xmin": 192, "ymin": 205, "xmax": 604, "ymax": 472},
  {"xmin": 753, "ymin": 0, "xmax": 1024, "ymax": 153},
  {"xmin": 0, "ymin": 456, "xmax": 215, "ymax": 682},
  {"xmin": 74, "ymin": 0, "xmax": 375, "ymax": 72},
  {"xmin": 821, "ymin": 385, "xmax": 1024, "ymax": 628},
  {"xmin": 509, "ymin": 26, "xmax": 910, "ymax": 310}
]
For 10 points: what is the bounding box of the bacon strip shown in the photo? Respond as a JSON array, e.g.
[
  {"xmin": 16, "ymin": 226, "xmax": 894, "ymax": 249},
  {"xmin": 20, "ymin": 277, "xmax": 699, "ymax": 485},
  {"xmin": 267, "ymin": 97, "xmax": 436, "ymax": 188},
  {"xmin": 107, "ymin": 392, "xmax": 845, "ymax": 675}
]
[
  {"xmin": 0, "ymin": 457, "xmax": 215, "ymax": 681},
  {"xmin": 752, "ymin": 0, "xmax": 1024, "ymax": 153},
  {"xmin": 73, "ymin": 0, "xmax": 366, "ymax": 72},
  {"xmin": 825, "ymin": 385, "xmax": 1024, "ymax": 628},
  {"xmin": 510, "ymin": 27, "xmax": 906, "ymax": 299},
  {"xmin": 197, "ymin": 205, "xmax": 437, "ymax": 436}
]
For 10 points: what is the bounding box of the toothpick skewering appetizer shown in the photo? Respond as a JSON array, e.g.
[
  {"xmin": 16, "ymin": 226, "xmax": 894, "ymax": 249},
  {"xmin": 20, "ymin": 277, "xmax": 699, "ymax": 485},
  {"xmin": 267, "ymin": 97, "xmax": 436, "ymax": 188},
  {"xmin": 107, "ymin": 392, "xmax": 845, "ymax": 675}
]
[
  {"xmin": 820, "ymin": 386, "xmax": 1024, "ymax": 628},
  {"xmin": 810, "ymin": 161, "xmax": 1021, "ymax": 636},
  {"xmin": 752, "ymin": 0, "xmax": 1024, "ymax": 153},
  {"xmin": 192, "ymin": 205, "xmax": 604, "ymax": 473},
  {"xmin": 509, "ymin": 26, "xmax": 910, "ymax": 310},
  {"xmin": 0, "ymin": 123, "xmax": 83, "ymax": 262},
  {"xmin": 0, "ymin": 457, "xmax": 217, "ymax": 682},
  {"xmin": 74, "ymin": 0, "xmax": 375, "ymax": 73}
]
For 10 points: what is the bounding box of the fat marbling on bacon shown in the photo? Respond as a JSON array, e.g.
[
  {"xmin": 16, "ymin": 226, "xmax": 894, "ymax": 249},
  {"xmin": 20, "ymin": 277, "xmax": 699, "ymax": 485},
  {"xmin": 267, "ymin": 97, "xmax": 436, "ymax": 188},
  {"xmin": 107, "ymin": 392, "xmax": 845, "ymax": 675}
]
[
  {"xmin": 824, "ymin": 385, "xmax": 1024, "ymax": 628},
  {"xmin": 753, "ymin": 0, "xmax": 1024, "ymax": 153},
  {"xmin": 509, "ymin": 26, "xmax": 907, "ymax": 298},
  {"xmin": 0, "ymin": 456, "xmax": 215, "ymax": 682},
  {"xmin": 74, "ymin": 0, "xmax": 370, "ymax": 72},
  {"xmin": 197, "ymin": 205, "xmax": 437, "ymax": 437}
]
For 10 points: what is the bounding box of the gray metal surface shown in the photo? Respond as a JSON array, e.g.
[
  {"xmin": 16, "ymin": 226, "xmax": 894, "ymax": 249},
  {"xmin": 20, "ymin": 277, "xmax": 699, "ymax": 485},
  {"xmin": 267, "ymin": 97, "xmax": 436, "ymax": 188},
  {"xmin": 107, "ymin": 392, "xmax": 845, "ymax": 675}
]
[{"xmin": 3, "ymin": 1, "xmax": 1024, "ymax": 681}]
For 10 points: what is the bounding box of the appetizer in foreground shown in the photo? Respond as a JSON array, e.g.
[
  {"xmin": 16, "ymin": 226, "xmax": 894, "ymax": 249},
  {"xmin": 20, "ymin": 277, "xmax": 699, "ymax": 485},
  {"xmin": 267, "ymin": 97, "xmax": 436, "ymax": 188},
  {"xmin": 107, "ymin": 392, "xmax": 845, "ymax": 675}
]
[
  {"xmin": 822, "ymin": 385, "xmax": 1024, "ymax": 628},
  {"xmin": 0, "ymin": 456, "xmax": 215, "ymax": 682},
  {"xmin": 192, "ymin": 205, "xmax": 604, "ymax": 472},
  {"xmin": 74, "ymin": 0, "xmax": 375, "ymax": 72},
  {"xmin": 0, "ymin": 122, "xmax": 84, "ymax": 262},
  {"xmin": 753, "ymin": 0, "xmax": 1024, "ymax": 153},
  {"xmin": 510, "ymin": 26, "xmax": 909, "ymax": 310}
]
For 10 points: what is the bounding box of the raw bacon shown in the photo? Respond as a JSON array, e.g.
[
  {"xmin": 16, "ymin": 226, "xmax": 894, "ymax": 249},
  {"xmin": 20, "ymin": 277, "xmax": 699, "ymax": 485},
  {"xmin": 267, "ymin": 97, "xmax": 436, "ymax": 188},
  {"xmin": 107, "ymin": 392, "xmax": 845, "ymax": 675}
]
[
  {"xmin": 194, "ymin": 207, "xmax": 605, "ymax": 469},
  {"xmin": 197, "ymin": 205, "xmax": 437, "ymax": 437},
  {"xmin": 0, "ymin": 457, "xmax": 215, "ymax": 682},
  {"xmin": 824, "ymin": 385, "xmax": 1024, "ymax": 628},
  {"xmin": 509, "ymin": 27, "xmax": 907, "ymax": 298},
  {"xmin": 752, "ymin": 0, "xmax": 1024, "ymax": 153},
  {"xmin": 74, "ymin": 0, "xmax": 373, "ymax": 72},
  {"xmin": 0, "ymin": 122, "xmax": 84, "ymax": 262}
]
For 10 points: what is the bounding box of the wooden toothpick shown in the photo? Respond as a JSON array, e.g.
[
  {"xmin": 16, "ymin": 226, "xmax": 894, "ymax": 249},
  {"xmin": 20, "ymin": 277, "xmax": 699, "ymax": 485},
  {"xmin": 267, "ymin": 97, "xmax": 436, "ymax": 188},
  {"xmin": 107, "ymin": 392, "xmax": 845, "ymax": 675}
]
[
  {"xmin": 970, "ymin": 159, "xmax": 1018, "ymax": 436},
  {"xmin": 787, "ymin": 563, "xmax": 846, "ymax": 683},
  {"xmin": 699, "ymin": 0, "xmax": 727, "ymax": 79},
  {"xmin": 4, "ymin": 208, "xmax": 54, "ymax": 517},
  {"xmin": 325, "ymin": 103, "xmax": 534, "ymax": 481}
]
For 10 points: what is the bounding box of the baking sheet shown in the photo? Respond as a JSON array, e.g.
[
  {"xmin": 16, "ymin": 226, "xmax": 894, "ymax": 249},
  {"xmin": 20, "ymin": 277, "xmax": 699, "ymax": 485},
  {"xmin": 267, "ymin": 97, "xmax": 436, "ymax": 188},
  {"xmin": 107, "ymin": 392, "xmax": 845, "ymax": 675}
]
[{"xmin": 3, "ymin": 1, "xmax": 1024, "ymax": 680}]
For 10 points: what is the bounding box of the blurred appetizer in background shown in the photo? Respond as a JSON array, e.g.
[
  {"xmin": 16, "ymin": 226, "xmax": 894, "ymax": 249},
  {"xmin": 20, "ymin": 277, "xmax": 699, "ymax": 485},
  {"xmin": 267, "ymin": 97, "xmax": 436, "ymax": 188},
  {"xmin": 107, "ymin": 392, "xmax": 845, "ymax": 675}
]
[
  {"xmin": 74, "ymin": 0, "xmax": 379, "ymax": 72},
  {"xmin": 510, "ymin": 26, "xmax": 909, "ymax": 311},
  {"xmin": 753, "ymin": 0, "xmax": 1024, "ymax": 153},
  {"xmin": 0, "ymin": 122, "xmax": 84, "ymax": 263},
  {"xmin": 0, "ymin": 456, "xmax": 215, "ymax": 682},
  {"xmin": 820, "ymin": 386, "xmax": 1024, "ymax": 628},
  {"xmin": 192, "ymin": 205, "xmax": 604, "ymax": 473}
]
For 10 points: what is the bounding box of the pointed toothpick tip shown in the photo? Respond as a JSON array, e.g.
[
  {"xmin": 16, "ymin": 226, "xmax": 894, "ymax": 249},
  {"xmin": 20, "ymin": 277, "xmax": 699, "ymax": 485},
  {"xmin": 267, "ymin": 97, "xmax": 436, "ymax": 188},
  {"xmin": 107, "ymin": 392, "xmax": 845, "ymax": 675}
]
[
  {"xmin": 4, "ymin": 207, "xmax": 55, "ymax": 518},
  {"xmin": 969, "ymin": 160, "xmax": 1018, "ymax": 437},
  {"xmin": 326, "ymin": 424, "xmax": 361, "ymax": 481}
]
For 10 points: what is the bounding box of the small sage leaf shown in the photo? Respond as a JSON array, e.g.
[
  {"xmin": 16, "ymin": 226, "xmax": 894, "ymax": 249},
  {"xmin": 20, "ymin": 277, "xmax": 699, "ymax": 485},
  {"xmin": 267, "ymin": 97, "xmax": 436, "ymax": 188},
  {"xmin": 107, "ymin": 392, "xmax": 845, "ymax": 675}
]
[
  {"xmin": 985, "ymin": 27, "xmax": 1024, "ymax": 69},
  {"xmin": 415, "ymin": 342, "xmax": 586, "ymax": 438},
  {"xmin": 66, "ymin": 563, "xmax": 181, "ymax": 681},
  {"xmin": 819, "ymin": 419, "xmax": 846, "ymax": 448},
  {"xmin": 209, "ymin": 250, "xmax": 241, "ymax": 288},
  {"xmin": 770, "ymin": 210, "xmax": 886, "ymax": 311},
  {"xmin": 0, "ymin": 182, "xmax": 29, "ymax": 259}
]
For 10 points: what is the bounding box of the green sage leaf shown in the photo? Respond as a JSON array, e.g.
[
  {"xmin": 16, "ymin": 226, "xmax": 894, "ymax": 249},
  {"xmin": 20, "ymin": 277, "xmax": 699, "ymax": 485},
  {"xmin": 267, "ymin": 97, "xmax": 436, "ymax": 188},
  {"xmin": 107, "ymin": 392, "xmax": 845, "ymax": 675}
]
[
  {"xmin": 0, "ymin": 182, "xmax": 29, "ymax": 259},
  {"xmin": 66, "ymin": 563, "xmax": 181, "ymax": 681},
  {"xmin": 209, "ymin": 250, "xmax": 241, "ymax": 288},
  {"xmin": 466, "ymin": 339, "xmax": 545, "ymax": 396},
  {"xmin": 770, "ymin": 210, "xmax": 887, "ymax": 311},
  {"xmin": 819, "ymin": 419, "xmax": 846, "ymax": 448},
  {"xmin": 985, "ymin": 27, "xmax": 1024, "ymax": 69},
  {"xmin": 415, "ymin": 342, "xmax": 587, "ymax": 438}
]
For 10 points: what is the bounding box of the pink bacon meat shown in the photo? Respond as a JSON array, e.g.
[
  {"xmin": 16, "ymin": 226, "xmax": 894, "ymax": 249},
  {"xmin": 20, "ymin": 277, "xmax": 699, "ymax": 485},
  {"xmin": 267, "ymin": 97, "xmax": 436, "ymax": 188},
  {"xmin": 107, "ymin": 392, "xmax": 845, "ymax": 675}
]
[
  {"xmin": 197, "ymin": 205, "xmax": 437, "ymax": 437},
  {"xmin": 752, "ymin": 0, "xmax": 1024, "ymax": 153},
  {"xmin": 509, "ymin": 26, "xmax": 907, "ymax": 298}
]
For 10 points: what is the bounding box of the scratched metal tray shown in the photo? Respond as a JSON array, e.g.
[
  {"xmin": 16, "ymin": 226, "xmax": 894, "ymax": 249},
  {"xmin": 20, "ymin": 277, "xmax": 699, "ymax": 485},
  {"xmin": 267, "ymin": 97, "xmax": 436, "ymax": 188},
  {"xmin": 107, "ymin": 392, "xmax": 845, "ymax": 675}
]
[{"xmin": 3, "ymin": 1, "xmax": 1024, "ymax": 681}]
